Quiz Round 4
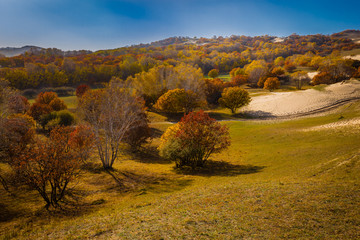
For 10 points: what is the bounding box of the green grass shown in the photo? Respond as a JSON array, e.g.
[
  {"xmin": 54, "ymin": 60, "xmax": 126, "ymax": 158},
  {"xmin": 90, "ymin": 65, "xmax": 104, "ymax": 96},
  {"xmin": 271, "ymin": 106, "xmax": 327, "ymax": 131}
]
[
  {"xmin": 205, "ymin": 74, "xmax": 231, "ymax": 82},
  {"xmin": 218, "ymin": 74, "xmax": 231, "ymax": 82},
  {"xmin": 312, "ymin": 84, "xmax": 328, "ymax": 91},
  {"xmin": 1, "ymin": 101, "xmax": 360, "ymax": 239}
]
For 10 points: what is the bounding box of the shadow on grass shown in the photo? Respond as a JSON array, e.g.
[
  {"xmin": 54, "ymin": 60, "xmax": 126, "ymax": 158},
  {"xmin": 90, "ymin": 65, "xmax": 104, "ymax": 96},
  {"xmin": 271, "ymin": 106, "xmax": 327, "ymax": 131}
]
[
  {"xmin": 105, "ymin": 169, "xmax": 193, "ymax": 194},
  {"xmin": 240, "ymin": 110, "xmax": 275, "ymax": 119},
  {"xmin": 0, "ymin": 203, "xmax": 23, "ymax": 222},
  {"xmin": 155, "ymin": 112, "xmax": 185, "ymax": 122},
  {"xmin": 151, "ymin": 110, "xmax": 275, "ymax": 122},
  {"xmin": 150, "ymin": 127, "xmax": 165, "ymax": 138},
  {"xmin": 127, "ymin": 146, "xmax": 173, "ymax": 164},
  {"xmin": 174, "ymin": 159, "xmax": 265, "ymax": 177},
  {"xmin": 81, "ymin": 161, "xmax": 104, "ymax": 174}
]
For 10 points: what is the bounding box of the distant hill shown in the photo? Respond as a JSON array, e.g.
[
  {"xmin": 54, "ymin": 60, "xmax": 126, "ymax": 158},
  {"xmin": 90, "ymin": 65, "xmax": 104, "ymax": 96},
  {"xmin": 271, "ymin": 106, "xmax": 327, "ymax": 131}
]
[
  {"xmin": 0, "ymin": 45, "xmax": 42, "ymax": 57},
  {"xmin": 0, "ymin": 46, "xmax": 92, "ymax": 57},
  {"xmin": 331, "ymin": 30, "xmax": 360, "ymax": 43}
]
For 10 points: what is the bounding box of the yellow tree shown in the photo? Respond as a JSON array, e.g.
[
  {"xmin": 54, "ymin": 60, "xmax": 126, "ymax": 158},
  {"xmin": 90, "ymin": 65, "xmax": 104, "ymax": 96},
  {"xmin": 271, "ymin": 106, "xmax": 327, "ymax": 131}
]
[
  {"xmin": 219, "ymin": 87, "xmax": 251, "ymax": 113},
  {"xmin": 154, "ymin": 88, "xmax": 205, "ymax": 114}
]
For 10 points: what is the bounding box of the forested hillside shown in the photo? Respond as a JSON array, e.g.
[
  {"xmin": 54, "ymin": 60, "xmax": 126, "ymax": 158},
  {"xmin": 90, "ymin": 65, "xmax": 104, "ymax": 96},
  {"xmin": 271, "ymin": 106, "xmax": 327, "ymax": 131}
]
[{"xmin": 1, "ymin": 30, "xmax": 359, "ymax": 91}]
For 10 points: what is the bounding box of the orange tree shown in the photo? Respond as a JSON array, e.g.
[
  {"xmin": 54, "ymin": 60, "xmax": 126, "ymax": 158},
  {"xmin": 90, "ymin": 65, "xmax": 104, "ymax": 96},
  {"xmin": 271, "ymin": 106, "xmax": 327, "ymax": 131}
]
[
  {"xmin": 12, "ymin": 127, "xmax": 81, "ymax": 209},
  {"xmin": 219, "ymin": 86, "xmax": 251, "ymax": 113},
  {"xmin": 204, "ymin": 78, "xmax": 226, "ymax": 106},
  {"xmin": 28, "ymin": 91, "xmax": 67, "ymax": 123},
  {"xmin": 75, "ymin": 84, "xmax": 90, "ymax": 98},
  {"xmin": 311, "ymin": 72, "xmax": 333, "ymax": 85},
  {"xmin": 69, "ymin": 124, "xmax": 95, "ymax": 163},
  {"xmin": 154, "ymin": 88, "xmax": 205, "ymax": 114},
  {"xmin": 264, "ymin": 77, "xmax": 280, "ymax": 91},
  {"xmin": 158, "ymin": 111, "xmax": 230, "ymax": 169},
  {"xmin": 0, "ymin": 114, "xmax": 36, "ymax": 162}
]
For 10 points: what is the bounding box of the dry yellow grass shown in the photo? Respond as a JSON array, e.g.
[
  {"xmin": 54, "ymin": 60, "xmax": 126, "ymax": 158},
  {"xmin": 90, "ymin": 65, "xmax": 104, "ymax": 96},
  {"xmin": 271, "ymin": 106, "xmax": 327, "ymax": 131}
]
[{"xmin": 1, "ymin": 101, "xmax": 360, "ymax": 239}]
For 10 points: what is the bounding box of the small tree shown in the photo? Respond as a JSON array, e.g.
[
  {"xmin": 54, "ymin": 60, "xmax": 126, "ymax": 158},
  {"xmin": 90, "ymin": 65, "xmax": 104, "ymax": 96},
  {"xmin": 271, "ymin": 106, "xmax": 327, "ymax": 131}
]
[
  {"xmin": 12, "ymin": 127, "xmax": 81, "ymax": 209},
  {"xmin": 311, "ymin": 72, "xmax": 333, "ymax": 85},
  {"xmin": 154, "ymin": 88, "xmax": 204, "ymax": 114},
  {"xmin": 219, "ymin": 87, "xmax": 251, "ymax": 114},
  {"xmin": 208, "ymin": 69, "xmax": 219, "ymax": 79},
  {"xmin": 28, "ymin": 102, "xmax": 52, "ymax": 122},
  {"xmin": 40, "ymin": 110, "xmax": 75, "ymax": 131},
  {"xmin": 291, "ymin": 71, "xmax": 310, "ymax": 90},
  {"xmin": 35, "ymin": 92, "xmax": 58, "ymax": 105},
  {"xmin": 230, "ymin": 74, "xmax": 248, "ymax": 86},
  {"xmin": 78, "ymin": 80, "xmax": 147, "ymax": 169},
  {"xmin": 69, "ymin": 124, "xmax": 95, "ymax": 163},
  {"xmin": 257, "ymin": 76, "xmax": 267, "ymax": 88},
  {"xmin": 263, "ymin": 77, "xmax": 280, "ymax": 91},
  {"xmin": 158, "ymin": 111, "xmax": 230, "ymax": 169},
  {"xmin": 49, "ymin": 98, "xmax": 67, "ymax": 111},
  {"xmin": 7, "ymin": 95, "xmax": 30, "ymax": 114},
  {"xmin": 123, "ymin": 111, "xmax": 152, "ymax": 151},
  {"xmin": 204, "ymin": 78, "xmax": 226, "ymax": 105},
  {"xmin": 270, "ymin": 67, "xmax": 285, "ymax": 77},
  {"xmin": 76, "ymin": 84, "xmax": 90, "ymax": 98},
  {"xmin": 0, "ymin": 114, "xmax": 36, "ymax": 162},
  {"xmin": 28, "ymin": 91, "xmax": 67, "ymax": 124}
]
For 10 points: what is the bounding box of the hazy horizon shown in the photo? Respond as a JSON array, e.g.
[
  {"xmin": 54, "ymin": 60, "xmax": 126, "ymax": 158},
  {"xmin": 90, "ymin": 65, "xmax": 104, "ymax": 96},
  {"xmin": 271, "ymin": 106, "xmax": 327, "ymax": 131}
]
[{"xmin": 0, "ymin": 0, "xmax": 359, "ymax": 51}]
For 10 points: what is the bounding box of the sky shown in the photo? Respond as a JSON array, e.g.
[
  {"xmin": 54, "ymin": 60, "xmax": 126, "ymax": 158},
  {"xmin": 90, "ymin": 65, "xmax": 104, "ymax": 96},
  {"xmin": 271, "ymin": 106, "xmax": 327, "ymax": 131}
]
[{"xmin": 0, "ymin": 0, "xmax": 359, "ymax": 51}]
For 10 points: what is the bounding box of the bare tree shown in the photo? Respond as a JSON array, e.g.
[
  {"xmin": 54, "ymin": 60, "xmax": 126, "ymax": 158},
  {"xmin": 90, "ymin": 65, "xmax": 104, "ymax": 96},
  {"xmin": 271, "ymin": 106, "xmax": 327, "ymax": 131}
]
[
  {"xmin": 78, "ymin": 79, "xmax": 146, "ymax": 169},
  {"xmin": 291, "ymin": 71, "xmax": 311, "ymax": 90}
]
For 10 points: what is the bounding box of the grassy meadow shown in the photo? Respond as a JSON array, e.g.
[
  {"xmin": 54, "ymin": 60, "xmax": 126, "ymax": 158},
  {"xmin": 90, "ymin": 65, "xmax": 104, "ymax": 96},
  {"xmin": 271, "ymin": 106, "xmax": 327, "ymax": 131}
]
[{"xmin": 1, "ymin": 99, "xmax": 360, "ymax": 239}]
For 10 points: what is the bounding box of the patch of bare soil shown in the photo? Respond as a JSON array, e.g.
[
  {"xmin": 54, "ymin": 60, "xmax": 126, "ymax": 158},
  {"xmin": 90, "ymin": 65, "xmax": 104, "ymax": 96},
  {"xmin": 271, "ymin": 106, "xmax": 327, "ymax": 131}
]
[{"xmin": 243, "ymin": 80, "xmax": 360, "ymax": 118}]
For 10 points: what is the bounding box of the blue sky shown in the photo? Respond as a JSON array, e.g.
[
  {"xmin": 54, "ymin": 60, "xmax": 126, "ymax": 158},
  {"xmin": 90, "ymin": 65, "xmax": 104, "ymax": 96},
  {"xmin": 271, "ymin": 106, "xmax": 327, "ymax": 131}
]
[{"xmin": 0, "ymin": 0, "xmax": 359, "ymax": 51}]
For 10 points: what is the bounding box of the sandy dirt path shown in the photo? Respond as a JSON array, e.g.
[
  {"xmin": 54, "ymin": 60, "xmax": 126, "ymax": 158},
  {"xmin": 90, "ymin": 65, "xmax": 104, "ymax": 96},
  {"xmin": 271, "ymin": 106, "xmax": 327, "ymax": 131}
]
[{"xmin": 243, "ymin": 80, "xmax": 360, "ymax": 117}]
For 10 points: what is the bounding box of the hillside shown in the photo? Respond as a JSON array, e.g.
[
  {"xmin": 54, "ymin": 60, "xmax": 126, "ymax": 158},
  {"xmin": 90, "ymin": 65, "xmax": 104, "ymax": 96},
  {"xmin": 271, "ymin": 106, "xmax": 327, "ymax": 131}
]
[
  {"xmin": 332, "ymin": 29, "xmax": 360, "ymax": 43},
  {"xmin": 1, "ymin": 97, "xmax": 360, "ymax": 239},
  {"xmin": 0, "ymin": 46, "xmax": 41, "ymax": 57}
]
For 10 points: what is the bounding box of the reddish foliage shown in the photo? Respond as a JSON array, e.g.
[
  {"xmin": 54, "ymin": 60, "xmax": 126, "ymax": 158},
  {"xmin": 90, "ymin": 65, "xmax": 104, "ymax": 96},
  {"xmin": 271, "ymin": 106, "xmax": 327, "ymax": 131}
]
[
  {"xmin": 123, "ymin": 112, "xmax": 152, "ymax": 150},
  {"xmin": 204, "ymin": 78, "xmax": 226, "ymax": 105},
  {"xmin": 0, "ymin": 114, "xmax": 35, "ymax": 161},
  {"xmin": 263, "ymin": 77, "xmax": 280, "ymax": 91},
  {"xmin": 12, "ymin": 127, "xmax": 81, "ymax": 208},
  {"xmin": 27, "ymin": 102, "xmax": 52, "ymax": 122},
  {"xmin": 312, "ymin": 72, "xmax": 333, "ymax": 85},
  {"xmin": 49, "ymin": 98, "xmax": 67, "ymax": 111},
  {"xmin": 28, "ymin": 91, "xmax": 67, "ymax": 123},
  {"xmin": 7, "ymin": 95, "xmax": 30, "ymax": 114},
  {"xmin": 69, "ymin": 124, "xmax": 95, "ymax": 162},
  {"xmin": 35, "ymin": 92, "xmax": 58, "ymax": 105},
  {"xmin": 230, "ymin": 74, "xmax": 248, "ymax": 86},
  {"xmin": 76, "ymin": 84, "xmax": 90, "ymax": 98},
  {"xmin": 174, "ymin": 111, "xmax": 231, "ymax": 168}
]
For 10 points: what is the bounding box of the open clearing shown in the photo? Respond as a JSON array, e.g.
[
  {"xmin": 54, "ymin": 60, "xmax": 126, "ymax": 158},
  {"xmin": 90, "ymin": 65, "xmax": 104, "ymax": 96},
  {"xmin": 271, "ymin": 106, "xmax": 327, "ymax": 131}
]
[
  {"xmin": 243, "ymin": 79, "xmax": 360, "ymax": 117},
  {"xmin": 1, "ymin": 83, "xmax": 360, "ymax": 239}
]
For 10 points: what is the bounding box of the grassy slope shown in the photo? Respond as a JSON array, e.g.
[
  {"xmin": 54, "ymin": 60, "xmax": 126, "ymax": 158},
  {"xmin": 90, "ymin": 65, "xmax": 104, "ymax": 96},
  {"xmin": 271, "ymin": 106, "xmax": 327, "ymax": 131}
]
[{"xmin": 1, "ymin": 102, "xmax": 360, "ymax": 239}]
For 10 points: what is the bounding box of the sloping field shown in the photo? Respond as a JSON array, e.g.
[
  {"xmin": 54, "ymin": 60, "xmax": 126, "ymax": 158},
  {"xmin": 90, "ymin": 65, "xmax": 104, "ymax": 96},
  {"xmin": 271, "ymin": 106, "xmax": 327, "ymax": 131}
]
[{"xmin": 1, "ymin": 99, "xmax": 360, "ymax": 239}]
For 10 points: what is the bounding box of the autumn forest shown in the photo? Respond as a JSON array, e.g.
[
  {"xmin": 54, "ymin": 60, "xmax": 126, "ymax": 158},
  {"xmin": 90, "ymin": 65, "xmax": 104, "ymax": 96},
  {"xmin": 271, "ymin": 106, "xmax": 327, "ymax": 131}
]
[{"xmin": 1, "ymin": 29, "xmax": 360, "ymax": 239}]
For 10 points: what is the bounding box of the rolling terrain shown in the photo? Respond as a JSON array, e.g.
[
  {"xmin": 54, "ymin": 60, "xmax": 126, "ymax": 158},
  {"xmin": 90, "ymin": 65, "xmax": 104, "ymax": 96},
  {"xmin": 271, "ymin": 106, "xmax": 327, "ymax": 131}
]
[{"xmin": 1, "ymin": 86, "xmax": 360, "ymax": 239}]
